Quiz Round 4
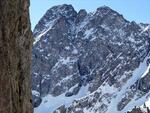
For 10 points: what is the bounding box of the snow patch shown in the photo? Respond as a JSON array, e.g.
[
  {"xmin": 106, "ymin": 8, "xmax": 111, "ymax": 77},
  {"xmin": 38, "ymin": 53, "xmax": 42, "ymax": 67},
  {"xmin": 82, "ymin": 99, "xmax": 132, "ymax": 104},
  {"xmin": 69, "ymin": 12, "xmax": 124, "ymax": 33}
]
[
  {"xmin": 140, "ymin": 25, "xmax": 150, "ymax": 35},
  {"xmin": 72, "ymin": 48, "xmax": 78, "ymax": 54},
  {"xmin": 34, "ymin": 85, "xmax": 89, "ymax": 113},
  {"xmin": 141, "ymin": 64, "xmax": 150, "ymax": 78},
  {"xmin": 34, "ymin": 19, "xmax": 57, "ymax": 45},
  {"xmin": 60, "ymin": 57, "xmax": 77, "ymax": 65},
  {"xmin": 83, "ymin": 28, "xmax": 94, "ymax": 39},
  {"xmin": 32, "ymin": 90, "xmax": 40, "ymax": 97},
  {"xmin": 65, "ymin": 46, "xmax": 70, "ymax": 50}
]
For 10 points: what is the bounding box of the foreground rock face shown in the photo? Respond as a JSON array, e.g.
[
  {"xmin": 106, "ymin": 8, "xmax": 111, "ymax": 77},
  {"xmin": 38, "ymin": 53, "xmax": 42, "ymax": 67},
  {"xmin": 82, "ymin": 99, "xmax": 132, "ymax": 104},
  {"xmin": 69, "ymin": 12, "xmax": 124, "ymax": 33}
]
[
  {"xmin": 0, "ymin": 0, "xmax": 33, "ymax": 113},
  {"xmin": 32, "ymin": 4, "xmax": 150, "ymax": 113}
]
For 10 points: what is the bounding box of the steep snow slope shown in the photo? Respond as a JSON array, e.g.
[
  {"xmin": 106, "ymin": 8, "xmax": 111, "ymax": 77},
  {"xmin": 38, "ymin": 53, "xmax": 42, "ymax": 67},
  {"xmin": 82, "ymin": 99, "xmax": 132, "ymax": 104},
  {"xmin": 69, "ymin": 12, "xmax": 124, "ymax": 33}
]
[
  {"xmin": 107, "ymin": 55, "xmax": 150, "ymax": 113},
  {"xmin": 34, "ymin": 85, "xmax": 89, "ymax": 113}
]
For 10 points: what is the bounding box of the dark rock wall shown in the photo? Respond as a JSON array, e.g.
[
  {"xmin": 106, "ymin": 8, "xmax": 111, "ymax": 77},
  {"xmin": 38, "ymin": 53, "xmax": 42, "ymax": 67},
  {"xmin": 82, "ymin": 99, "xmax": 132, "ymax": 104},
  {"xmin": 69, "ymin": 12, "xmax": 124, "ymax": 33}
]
[
  {"xmin": 127, "ymin": 108, "xmax": 143, "ymax": 113},
  {"xmin": 0, "ymin": 0, "xmax": 33, "ymax": 113}
]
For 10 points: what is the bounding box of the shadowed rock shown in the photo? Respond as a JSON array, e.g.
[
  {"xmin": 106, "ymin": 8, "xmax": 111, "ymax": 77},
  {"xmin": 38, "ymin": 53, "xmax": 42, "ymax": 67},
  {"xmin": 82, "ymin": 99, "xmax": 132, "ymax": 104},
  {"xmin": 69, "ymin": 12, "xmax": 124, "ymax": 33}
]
[{"xmin": 0, "ymin": 0, "xmax": 33, "ymax": 113}]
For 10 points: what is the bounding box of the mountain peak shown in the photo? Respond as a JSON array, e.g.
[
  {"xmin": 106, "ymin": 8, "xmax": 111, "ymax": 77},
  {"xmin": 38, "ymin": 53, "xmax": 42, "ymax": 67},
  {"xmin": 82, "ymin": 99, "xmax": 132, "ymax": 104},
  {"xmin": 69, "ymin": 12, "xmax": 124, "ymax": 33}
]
[
  {"xmin": 96, "ymin": 5, "xmax": 114, "ymax": 13},
  {"xmin": 32, "ymin": 4, "xmax": 150, "ymax": 113},
  {"xmin": 50, "ymin": 4, "xmax": 75, "ymax": 12},
  {"xmin": 42, "ymin": 4, "xmax": 77, "ymax": 20},
  {"xmin": 94, "ymin": 5, "xmax": 128, "ymax": 26},
  {"xmin": 33, "ymin": 4, "xmax": 77, "ymax": 36}
]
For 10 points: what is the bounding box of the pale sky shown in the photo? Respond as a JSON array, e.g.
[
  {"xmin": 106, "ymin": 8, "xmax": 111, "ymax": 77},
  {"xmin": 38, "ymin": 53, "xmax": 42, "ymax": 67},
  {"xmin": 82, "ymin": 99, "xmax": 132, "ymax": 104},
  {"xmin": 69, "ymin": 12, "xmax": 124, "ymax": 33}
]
[{"xmin": 30, "ymin": 0, "xmax": 150, "ymax": 30}]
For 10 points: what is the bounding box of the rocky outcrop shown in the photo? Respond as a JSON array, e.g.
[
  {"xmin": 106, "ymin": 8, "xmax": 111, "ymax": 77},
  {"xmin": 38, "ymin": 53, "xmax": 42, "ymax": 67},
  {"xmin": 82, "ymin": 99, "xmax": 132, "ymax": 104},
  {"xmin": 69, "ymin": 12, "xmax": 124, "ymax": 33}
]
[
  {"xmin": 32, "ymin": 95, "xmax": 42, "ymax": 108},
  {"xmin": 127, "ymin": 108, "xmax": 143, "ymax": 113},
  {"xmin": 139, "ymin": 71, "xmax": 150, "ymax": 92},
  {"xmin": 127, "ymin": 106, "xmax": 150, "ymax": 113},
  {"xmin": 0, "ymin": 0, "xmax": 33, "ymax": 113}
]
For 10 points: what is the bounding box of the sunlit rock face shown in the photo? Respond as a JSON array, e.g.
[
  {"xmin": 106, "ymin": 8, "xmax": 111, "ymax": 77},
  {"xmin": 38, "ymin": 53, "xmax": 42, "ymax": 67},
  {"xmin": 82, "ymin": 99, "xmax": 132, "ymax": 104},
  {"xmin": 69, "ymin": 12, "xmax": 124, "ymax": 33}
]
[
  {"xmin": 0, "ymin": 0, "xmax": 33, "ymax": 113},
  {"xmin": 32, "ymin": 4, "xmax": 150, "ymax": 113}
]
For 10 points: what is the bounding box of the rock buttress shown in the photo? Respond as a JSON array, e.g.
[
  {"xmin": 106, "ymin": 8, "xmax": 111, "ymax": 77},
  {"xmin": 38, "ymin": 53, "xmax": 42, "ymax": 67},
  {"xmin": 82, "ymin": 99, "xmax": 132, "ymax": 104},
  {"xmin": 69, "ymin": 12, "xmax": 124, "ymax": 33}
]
[{"xmin": 0, "ymin": 0, "xmax": 33, "ymax": 113}]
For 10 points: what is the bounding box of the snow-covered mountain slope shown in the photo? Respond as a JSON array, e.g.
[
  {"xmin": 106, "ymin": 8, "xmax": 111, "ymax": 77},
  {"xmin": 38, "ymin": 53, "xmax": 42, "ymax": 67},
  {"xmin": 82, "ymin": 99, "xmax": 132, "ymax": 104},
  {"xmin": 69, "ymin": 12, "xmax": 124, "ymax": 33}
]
[
  {"xmin": 140, "ymin": 98, "xmax": 150, "ymax": 113},
  {"xmin": 32, "ymin": 4, "xmax": 150, "ymax": 113},
  {"xmin": 127, "ymin": 98, "xmax": 150, "ymax": 113}
]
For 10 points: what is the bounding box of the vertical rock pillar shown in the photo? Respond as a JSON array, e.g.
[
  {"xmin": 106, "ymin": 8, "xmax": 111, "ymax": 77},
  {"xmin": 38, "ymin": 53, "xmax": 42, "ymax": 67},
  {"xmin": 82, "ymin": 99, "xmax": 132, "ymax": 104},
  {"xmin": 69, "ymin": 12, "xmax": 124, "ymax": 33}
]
[{"xmin": 0, "ymin": 0, "xmax": 33, "ymax": 113}]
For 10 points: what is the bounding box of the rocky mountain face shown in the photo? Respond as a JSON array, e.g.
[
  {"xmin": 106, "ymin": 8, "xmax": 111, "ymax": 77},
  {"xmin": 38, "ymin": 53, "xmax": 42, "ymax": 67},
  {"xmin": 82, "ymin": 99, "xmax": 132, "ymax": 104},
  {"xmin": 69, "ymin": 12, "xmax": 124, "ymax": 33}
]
[
  {"xmin": 128, "ymin": 108, "xmax": 149, "ymax": 113},
  {"xmin": 32, "ymin": 4, "xmax": 150, "ymax": 113},
  {"xmin": 126, "ymin": 100, "xmax": 150, "ymax": 113},
  {"xmin": 0, "ymin": 0, "xmax": 33, "ymax": 113},
  {"xmin": 127, "ymin": 100, "xmax": 150, "ymax": 113}
]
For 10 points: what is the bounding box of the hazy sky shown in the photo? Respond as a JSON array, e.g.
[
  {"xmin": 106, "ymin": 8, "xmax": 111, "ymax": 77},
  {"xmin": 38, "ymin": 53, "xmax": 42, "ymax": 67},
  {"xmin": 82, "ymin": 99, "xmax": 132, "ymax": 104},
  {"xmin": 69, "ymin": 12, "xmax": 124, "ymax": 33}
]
[{"xmin": 30, "ymin": 0, "xmax": 150, "ymax": 30}]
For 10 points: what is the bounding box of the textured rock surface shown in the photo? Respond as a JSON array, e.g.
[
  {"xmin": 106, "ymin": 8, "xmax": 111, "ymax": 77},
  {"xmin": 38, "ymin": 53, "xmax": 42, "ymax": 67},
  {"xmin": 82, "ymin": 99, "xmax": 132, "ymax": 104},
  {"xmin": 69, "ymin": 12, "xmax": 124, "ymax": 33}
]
[
  {"xmin": 32, "ymin": 4, "xmax": 150, "ymax": 113},
  {"xmin": 0, "ymin": 0, "xmax": 33, "ymax": 113},
  {"xmin": 127, "ymin": 108, "xmax": 143, "ymax": 113},
  {"xmin": 32, "ymin": 95, "xmax": 42, "ymax": 108},
  {"xmin": 127, "ymin": 106, "xmax": 150, "ymax": 113}
]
